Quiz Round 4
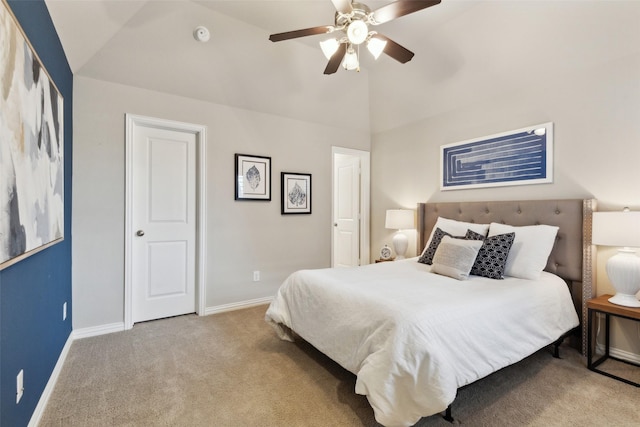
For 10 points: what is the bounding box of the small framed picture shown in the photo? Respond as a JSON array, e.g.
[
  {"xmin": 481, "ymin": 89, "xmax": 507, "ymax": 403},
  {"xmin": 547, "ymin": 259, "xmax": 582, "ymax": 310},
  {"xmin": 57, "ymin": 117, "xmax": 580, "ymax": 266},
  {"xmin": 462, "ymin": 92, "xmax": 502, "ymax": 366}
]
[
  {"xmin": 281, "ymin": 172, "xmax": 311, "ymax": 215},
  {"xmin": 235, "ymin": 154, "xmax": 271, "ymax": 201}
]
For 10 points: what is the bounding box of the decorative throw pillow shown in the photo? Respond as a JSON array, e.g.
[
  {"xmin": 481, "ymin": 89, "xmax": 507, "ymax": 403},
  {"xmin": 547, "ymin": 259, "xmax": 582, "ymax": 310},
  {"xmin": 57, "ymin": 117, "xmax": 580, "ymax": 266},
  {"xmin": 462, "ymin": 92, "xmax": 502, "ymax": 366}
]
[
  {"xmin": 419, "ymin": 217, "xmax": 490, "ymax": 258},
  {"xmin": 418, "ymin": 228, "xmax": 454, "ymax": 265},
  {"xmin": 431, "ymin": 236, "xmax": 484, "ymax": 280},
  {"xmin": 470, "ymin": 232, "xmax": 516, "ymax": 279},
  {"xmin": 465, "ymin": 229, "xmax": 486, "ymax": 241},
  {"xmin": 488, "ymin": 223, "xmax": 559, "ymax": 280},
  {"xmin": 418, "ymin": 227, "xmax": 487, "ymax": 265}
]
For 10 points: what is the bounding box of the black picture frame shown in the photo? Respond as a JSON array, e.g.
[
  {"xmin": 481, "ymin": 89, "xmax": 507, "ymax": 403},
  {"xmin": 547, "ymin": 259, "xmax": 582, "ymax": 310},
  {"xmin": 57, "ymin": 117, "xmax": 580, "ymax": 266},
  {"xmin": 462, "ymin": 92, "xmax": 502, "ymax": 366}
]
[
  {"xmin": 235, "ymin": 154, "xmax": 271, "ymax": 201},
  {"xmin": 281, "ymin": 172, "xmax": 311, "ymax": 215}
]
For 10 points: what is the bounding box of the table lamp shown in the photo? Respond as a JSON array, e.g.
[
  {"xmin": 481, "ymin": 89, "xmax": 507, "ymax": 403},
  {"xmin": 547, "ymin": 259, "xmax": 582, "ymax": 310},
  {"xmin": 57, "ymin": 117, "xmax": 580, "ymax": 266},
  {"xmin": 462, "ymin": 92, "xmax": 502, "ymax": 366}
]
[
  {"xmin": 385, "ymin": 209, "xmax": 414, "ymax": 260},
  {"xmin": 592, "ymin": 209, "xmax": 640, "ymax": 307}
]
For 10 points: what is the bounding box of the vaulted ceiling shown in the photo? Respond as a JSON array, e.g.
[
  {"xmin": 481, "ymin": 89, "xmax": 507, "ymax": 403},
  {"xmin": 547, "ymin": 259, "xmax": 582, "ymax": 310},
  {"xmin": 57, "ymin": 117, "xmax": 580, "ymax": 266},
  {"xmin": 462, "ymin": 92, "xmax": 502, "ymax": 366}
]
[{"xmin": 45, "ymin": 1, "xmax": 640, "ymax": 134}]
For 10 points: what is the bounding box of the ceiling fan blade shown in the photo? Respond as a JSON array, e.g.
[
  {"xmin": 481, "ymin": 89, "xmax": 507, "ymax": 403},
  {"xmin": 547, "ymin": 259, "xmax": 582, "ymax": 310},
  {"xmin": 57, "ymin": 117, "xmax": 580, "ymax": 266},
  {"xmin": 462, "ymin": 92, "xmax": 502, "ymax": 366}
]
[
  {"xmin": 324, "ymin": 43, "xmax": 347, "ymax": 75},
  {"xmin": 372, "ymin": 0, "xmax": 441, "ymax": 25},
  {"xmin": 376, "ymin": 34, "xmax": 414, "ymax": 63},
  {"xmin": 331, "ymin": 0, "xmax": 354, "ymax": 14},
  {"xmin": 269, "ymin": 26, "xmax": 334, "ymax": 42}
]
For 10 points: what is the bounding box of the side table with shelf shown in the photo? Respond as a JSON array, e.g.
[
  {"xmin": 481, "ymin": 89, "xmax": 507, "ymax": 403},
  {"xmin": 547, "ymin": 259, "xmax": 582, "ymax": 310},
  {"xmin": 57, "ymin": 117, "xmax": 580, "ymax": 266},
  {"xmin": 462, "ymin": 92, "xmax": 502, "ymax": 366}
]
[{"xmin": 586, "ymin": 294, "xmax": 640, "ymax": 387}]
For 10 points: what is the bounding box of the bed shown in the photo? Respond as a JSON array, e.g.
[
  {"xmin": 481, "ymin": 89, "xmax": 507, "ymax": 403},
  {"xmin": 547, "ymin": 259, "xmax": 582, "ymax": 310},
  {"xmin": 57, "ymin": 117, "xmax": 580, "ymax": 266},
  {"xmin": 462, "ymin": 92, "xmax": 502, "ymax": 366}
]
[{"xmin": 265, "ymin": 199, "xmax": 595, "ymax": 427}]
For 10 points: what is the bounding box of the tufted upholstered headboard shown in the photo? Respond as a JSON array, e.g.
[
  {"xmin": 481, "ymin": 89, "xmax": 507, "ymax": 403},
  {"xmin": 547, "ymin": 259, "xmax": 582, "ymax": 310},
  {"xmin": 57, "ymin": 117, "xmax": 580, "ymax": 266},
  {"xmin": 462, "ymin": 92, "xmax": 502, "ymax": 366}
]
[{"xmin": 417, "ymin": 199, "xmax": 596, "ymax": 354}]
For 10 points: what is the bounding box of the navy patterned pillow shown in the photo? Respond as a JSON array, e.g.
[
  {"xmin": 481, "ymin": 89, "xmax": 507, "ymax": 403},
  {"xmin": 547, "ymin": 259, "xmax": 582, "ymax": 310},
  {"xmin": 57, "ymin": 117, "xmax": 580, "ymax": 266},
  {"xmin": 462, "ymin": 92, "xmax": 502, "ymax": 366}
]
[
  {"xmin": 470, "ymin": 232, "xmax": 516, "ymax": 279},
  {"xmin": 418, "ymin": 228, "xmax": 452, "ymax": 265},
  {"xmin": 465, "ymin": 229, "xmax": 486, "ymax": 241},
  {"xmin": 418, "ymin": 228, "xmax": 485, "ymax": 265}
]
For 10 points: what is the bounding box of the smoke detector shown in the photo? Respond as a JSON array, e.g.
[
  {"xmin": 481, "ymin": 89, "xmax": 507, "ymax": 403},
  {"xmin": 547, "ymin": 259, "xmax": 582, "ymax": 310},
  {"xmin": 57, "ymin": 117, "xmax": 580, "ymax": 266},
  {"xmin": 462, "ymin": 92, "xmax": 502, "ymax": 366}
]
[{"xmin": 193, "ymin": 26, "xmax": 210, "ymax": 42}]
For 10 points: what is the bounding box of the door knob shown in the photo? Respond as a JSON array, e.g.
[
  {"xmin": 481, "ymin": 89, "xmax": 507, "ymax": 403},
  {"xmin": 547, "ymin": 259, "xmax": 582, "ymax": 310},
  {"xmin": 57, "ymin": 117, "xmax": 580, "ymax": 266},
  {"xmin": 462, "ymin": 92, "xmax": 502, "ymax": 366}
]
[
  {"xmin": 334, "ymin": 223, "xmax": 338, "ymax": 227},
  {"xmin": 136, "ymin": 230, "xmax": 145, "ymax": 237}
]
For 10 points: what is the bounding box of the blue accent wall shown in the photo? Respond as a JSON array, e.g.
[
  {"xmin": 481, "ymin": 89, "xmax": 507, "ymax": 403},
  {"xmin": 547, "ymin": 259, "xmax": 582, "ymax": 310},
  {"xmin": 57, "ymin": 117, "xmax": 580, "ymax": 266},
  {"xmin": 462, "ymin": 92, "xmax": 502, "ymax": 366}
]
[{"xmin": 1, "ymin": 1, "xmax": 72, "ymax": 425}]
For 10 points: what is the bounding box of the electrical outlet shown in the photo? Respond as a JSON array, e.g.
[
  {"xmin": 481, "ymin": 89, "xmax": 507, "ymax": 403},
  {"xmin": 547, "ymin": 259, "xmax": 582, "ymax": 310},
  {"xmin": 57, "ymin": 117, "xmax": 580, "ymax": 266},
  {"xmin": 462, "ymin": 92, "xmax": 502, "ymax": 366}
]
[
  {"xmin": 253, "ymin": 271, "xmax": 260, "ymax": 282},
  {"xmin": 16, "ymin": 369, "xmax": 24, "ymax": 404},
  {"xmin": 63, "ymin": 302, "xmax": 67, "ymax": 321}
]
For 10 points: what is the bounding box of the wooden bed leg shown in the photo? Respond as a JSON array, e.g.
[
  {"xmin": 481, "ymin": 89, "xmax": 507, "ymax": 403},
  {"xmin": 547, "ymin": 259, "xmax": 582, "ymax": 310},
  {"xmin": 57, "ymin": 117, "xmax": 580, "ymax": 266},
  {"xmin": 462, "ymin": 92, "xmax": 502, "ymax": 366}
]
[{"xmin": 443, "ymin": 404, "xmax": 454, "ymax": 423}]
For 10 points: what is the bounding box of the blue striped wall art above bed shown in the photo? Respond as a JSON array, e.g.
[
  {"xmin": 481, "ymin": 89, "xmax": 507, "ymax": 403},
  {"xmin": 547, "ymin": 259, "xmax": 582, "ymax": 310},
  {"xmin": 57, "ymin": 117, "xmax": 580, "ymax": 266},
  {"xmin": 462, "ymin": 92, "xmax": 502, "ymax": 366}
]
[{"xmin": 441, "ymin": 122, "xmax": 553, "ymax": 190}]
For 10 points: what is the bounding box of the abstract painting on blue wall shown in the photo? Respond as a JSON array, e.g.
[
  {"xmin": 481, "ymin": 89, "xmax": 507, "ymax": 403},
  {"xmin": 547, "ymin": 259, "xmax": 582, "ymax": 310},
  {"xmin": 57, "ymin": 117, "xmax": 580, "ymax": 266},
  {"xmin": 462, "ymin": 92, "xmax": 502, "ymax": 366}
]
[
  {"xmin": 1, "ymin": 1, "xmax": 64, "ymax": 270},
  {"xmin": 441, "ymin": 123, "xmax": 553, "ymax": 191}
]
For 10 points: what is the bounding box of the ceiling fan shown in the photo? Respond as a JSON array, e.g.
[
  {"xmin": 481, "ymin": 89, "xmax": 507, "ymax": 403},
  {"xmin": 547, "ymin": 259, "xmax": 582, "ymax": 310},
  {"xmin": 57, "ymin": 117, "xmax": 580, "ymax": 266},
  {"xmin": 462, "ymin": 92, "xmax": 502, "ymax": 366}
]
[{"xmin": 269, "ymin": 0, "xmax": 441, "ymax": 74}]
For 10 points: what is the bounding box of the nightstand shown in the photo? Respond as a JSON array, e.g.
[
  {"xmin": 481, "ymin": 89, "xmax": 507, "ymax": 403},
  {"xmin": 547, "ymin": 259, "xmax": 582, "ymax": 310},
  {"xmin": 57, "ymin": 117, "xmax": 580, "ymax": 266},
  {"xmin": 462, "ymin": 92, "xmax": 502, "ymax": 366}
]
[
  {"xmin": 587, "ymin": 294, "xmax": 640, "ymax": 387},
  {"xmin": 375, "ymin": 258, "xmax": 394, "ymax": 263}
]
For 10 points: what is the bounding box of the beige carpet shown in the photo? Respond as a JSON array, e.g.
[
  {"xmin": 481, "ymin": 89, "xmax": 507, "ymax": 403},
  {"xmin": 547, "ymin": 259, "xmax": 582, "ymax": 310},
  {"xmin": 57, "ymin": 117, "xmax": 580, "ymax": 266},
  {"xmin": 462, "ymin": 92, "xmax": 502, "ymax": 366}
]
[{"xmin": 40, "ymin": 305, "xmax": 639, "ymax": 427}]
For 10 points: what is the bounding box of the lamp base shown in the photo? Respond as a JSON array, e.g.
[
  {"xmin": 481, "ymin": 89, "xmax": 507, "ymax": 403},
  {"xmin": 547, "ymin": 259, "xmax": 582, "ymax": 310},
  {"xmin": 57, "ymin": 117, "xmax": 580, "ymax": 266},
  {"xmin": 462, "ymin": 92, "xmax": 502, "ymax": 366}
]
[
  {"xmin": 392, "ymin": 232, "xmax": 408, "ymax": 260},
  {"xmin": 608, "ymin": 293, "xmax": 640, "ymax": 308},
  {"xmin": 606, "ymin": 249, "xmax": 640, "ymax": 308}
]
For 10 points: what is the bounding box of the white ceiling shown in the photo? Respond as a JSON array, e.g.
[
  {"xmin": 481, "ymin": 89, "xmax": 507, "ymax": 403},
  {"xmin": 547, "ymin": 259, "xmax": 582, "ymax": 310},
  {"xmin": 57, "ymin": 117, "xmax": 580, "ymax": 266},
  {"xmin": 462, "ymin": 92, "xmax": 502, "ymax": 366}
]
[{"xmin": 44, "ymin": 1, "xmax": 640, "ymax": 134}]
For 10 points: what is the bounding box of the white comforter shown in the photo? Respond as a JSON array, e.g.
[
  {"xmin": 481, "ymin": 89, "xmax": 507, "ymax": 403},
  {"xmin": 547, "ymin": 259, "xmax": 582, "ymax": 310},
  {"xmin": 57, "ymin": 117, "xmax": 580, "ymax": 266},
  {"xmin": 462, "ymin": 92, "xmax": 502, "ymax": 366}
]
[{"xmin": 265, "ymin": 258, "xmax": 579, "ymax": 427}]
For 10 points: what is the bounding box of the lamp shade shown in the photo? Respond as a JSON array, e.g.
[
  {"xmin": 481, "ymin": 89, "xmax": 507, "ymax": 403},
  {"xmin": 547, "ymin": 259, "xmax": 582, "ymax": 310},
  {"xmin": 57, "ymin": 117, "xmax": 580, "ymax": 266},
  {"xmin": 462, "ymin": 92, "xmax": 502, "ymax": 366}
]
[
  {"xmin": 592, "ymin": 211, "xmax": 640, "ymax": 247},
  {"xmin": 342, "ymin": 48, "xmax": 359, "ymax": 71},
  {"xmin": 367, "ymin": 37, "xmax": 387, "ymax": 59},
  {"xmin": 385, "ymin": 209, "xmax": 414, "ymax": 230},
  {"xmin": 319, "ymin": 39, "xmax": 340, "ymax": 60}
]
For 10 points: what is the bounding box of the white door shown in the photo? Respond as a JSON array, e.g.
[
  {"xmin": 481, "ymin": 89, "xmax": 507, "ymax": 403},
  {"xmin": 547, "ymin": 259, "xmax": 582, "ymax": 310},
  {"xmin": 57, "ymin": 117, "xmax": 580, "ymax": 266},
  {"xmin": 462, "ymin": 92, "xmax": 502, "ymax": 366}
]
[
  {"xmin": 131, "ymin": 124, "xmax": 197, "ymax": 323},
  {"xmin": 333, "ymin": 153, "xmax": 361, "ymax": 267}
]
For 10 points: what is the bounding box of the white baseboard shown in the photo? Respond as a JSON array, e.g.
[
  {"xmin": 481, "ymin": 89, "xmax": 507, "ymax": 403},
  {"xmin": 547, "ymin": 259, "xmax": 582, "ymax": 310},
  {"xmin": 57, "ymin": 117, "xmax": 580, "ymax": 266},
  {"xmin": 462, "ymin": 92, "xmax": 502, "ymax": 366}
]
[
  {"xmin": 72, "ymin": 322, "xmax": 125, "ymax": 339},
  {"xmin": 612, "ymin": 347, "xmax": 640, "ymax": 364},
  {"xmin": 596, "ymin": 343, "xmax": 640, "ymax": 364},
  {"xmin": 71, "ymin": 297, "xmax": 273, "ymax": 339},
  {"xmin": 204, "ymin": 296, "xmax": 273, "ymax": 316},
  {"xmin": 28, "ymin": 334, "xmax": 73, "ymax": 427}
]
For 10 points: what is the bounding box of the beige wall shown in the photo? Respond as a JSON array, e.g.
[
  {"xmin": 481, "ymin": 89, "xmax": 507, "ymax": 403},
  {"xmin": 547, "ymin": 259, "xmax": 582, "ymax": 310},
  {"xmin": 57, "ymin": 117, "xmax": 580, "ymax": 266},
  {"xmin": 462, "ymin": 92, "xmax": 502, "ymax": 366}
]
[
  {"xmin": 72, "ymin": 76, "xmax": 370, "ymax": 330},
  {"xmin": 371, "ymin": 37, "xmax": 640, "ymax": 356}
]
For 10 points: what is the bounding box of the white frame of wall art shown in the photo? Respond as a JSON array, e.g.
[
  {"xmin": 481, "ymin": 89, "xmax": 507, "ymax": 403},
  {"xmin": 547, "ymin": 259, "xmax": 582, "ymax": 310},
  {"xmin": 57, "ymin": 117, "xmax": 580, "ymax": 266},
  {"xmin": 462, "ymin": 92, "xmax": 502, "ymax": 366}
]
[
  {"xmin": 281, "ymin": 172, "xmax": 312, "ymax": 215},
  {"xmin": 0, "ymin": 0, "xmax": 65, "ymax": 270},
  {"xmin": 440, "ymin": 122, "xmax": 553, "ymax": 191},
  {"xmin": 234, "ymin": 153, "xmax": 271, "ymax": 201}
]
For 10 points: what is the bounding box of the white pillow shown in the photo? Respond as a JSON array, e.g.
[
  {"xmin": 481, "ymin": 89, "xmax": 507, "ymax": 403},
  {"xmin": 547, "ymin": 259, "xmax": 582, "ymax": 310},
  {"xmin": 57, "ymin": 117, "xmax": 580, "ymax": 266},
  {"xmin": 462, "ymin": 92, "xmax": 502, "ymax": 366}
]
[
  {"xmin": 431, "ymin": 236, "xmax": 483, "ymax": 280},
  {"xmin": 421, "ymin": 217, "xmax": 489, "ymax": 256},
  {"xmin": 488, "ymin": 222, "xmax": 559, "ymax": 280}
]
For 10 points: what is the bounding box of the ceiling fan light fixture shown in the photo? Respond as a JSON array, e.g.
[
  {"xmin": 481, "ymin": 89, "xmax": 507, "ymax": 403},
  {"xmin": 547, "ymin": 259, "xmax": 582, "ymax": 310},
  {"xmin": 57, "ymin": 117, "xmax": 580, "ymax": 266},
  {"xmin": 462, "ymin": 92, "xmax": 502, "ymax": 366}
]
[
  {"xmin": 320, "ymin": 38, "xmax": 340, "ymax": 60},
  {"xmin": 346, "ymin": 20, "xmax": 368, "ymax": 45},
  {"xmin": 268, "ymin": 0, "xmax": 442, "ymax": 74},
  {"xmin": 343, "ymin": 47, "xmax": 359, "ymax": 71},
  {"xmin": 367, "ymin": 37, "xmax": 387, "ymax": 59}
]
